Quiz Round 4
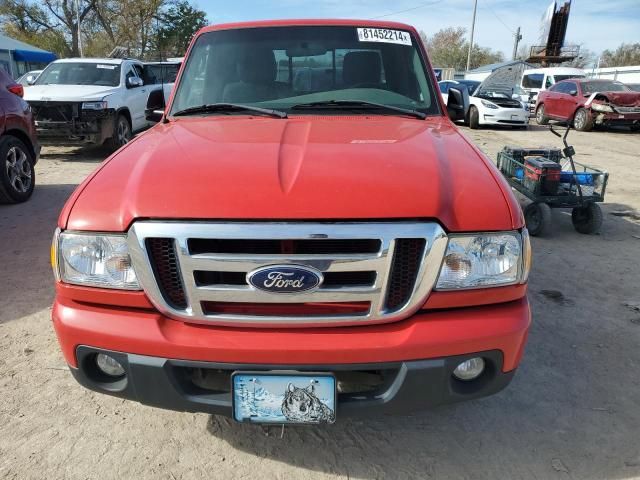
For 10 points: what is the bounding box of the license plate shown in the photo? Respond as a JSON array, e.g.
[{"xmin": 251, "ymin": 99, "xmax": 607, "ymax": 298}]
[
  {"xmin": 511, "ymin": 115, "xmax": 520, "ymax": 120},
  {"xmin": 232, "ymin": 372, "xmax": 336, "ymax": 424}
]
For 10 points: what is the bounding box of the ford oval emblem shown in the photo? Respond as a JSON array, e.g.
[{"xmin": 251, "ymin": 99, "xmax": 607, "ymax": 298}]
[{"xmin": 247, "ymin": 265, "xmax": 323, "ymax": 294}]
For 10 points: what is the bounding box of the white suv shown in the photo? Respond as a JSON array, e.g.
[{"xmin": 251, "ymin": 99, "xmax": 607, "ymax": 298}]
[{"xmin": 24, "ymin": 58, "xmax": 162, "ymax": 150}]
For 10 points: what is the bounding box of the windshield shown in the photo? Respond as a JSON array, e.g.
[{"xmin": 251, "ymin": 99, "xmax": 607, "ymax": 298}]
[
  {"xmin": 36, "ymin": 62, "xmax": 121, "ymax": 87},
  {"xmin": 170, "ymin": 26, "xmax": 439, "ymax": 116},
  {"xmin": 458, "ymin": 81, "xmax": 480, "ymax": 95},
  {"xmin": 553, "ymin": 74, "xmax": 585, "ymax": 83},
  {"xmin": 582, "ymin": 80, "xmax": 630, "ymax": 95}
]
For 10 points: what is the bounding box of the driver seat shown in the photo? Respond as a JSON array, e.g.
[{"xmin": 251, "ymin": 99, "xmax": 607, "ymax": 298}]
[{"xmin": 223, "ymin": 48, "xmax": 289, "ymax": 103}]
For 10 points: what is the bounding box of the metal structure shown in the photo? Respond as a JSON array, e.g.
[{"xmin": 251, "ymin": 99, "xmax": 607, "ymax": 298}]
[{"xmin": 527, "ymin": 1, "xmax": 577, "ymax": 65}]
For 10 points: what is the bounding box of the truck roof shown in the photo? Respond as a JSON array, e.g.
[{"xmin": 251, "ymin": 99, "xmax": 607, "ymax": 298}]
[
  {"xmin": 199, "ymin": 18, "xmax": 417, "ymax": 34},
  {"xmin": 523, "ymin": 67, "xmax": 585, "ymax": 75},
  {"xmin": 51, "ymin": 58, "xmax": 139, "ymax": 65}
]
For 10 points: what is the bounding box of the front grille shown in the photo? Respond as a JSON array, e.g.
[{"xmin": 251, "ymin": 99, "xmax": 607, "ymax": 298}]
[
  {"xmin": 30, "ymin": 102, "xmax": 78, "ymax": 122},
  {"xmin": 146, "ymin": 238, "xmax": 187, "ymax": 309},
  {"xmin": 183, "ymin": 366, "xmax": 398, "ymax": 397},
  {"xmin": 130, "ymin": 222, "xmax": 447, "ymax": 327},
  {"xmin": 615, "ymin": 106, "xmax": 640, "ymax": 114},
  {"xmin": 385, "ymin": 239, "xmax": 426, "ymax": 311}
]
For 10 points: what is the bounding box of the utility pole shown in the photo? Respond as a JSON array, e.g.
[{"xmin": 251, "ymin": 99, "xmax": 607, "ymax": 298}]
[
  {"xmin": 512, "ymin": 26, "xmax": 522, "ymax": 60},
  {"xmin": 465, "ymin": 0, "xmax": 478, "ymax": 72},
  {"xmin": 76, "ymin": 0, "xmax": 83, "ymax": 57}
]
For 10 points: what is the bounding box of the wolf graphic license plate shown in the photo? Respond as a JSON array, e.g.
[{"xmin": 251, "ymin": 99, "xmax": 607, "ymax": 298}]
[{"xmin": 232, "ymin": 373, "xmax": 336, "ymax": 424}]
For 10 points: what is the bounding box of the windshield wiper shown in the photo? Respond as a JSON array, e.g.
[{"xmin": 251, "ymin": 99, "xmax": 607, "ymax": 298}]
[
  {"xmin": 290, "ymin": 100, "xmax": 426, "ymax": 119},
  {"xmin": 173, "ymin": 103, "xmax": 287, "ymax": 119}
]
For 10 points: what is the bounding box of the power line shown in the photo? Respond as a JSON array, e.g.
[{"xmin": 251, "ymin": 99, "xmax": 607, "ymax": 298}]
[
  {"xmin": 481, "ymin": 0, "xmax": 516, "ymax": 34},
  {"xmin": 371, "ymin": 0, "xmax": 445, "ymax": 20}
]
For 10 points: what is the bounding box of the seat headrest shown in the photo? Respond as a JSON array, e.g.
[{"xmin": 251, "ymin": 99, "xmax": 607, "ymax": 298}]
[
  {"xmin": 237, "ymin": 48, "xmax": 277, "ymax": 84},
  {"xmin": 343, "ymin": 52, "xmax": 382, "ymax": 86}
]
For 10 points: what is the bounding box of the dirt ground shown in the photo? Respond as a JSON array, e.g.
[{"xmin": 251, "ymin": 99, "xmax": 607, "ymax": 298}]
[{"xmin": 1, "ymin": 125, "xmax": 639, "ymax": 480}]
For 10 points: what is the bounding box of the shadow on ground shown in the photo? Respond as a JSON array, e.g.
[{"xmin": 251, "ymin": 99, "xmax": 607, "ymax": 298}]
[{"xmin": 39, "ymin": 145, "xmax": 110, "ymax": 162}]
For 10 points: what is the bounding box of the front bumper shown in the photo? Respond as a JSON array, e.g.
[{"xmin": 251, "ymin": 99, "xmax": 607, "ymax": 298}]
[
  {"xmin": 33, "ymin": 107, "xmax": 116, "ymax": 145},
  {"xmin": 482, "ymin": 108, "xmax": 529, "ymax": 126},
  {"xmin": 595, "ymin": 111, "xmax": 640, "ymax": 127},
  {"xmin": 71, "ymin": 346, "xmax": 515, "ymax": 417},
  {"xmin": 53, "ymin": 296, "xmax": 530, "ymax": 415}
]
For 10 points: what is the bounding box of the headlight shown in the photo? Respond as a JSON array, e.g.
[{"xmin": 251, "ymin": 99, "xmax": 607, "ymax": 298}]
[
  {"xmin": 590, "ymin": 103, "xmax": 613, "ymax": 113},
  {"xmin": 54, "ymin": 231, "xmax": 139, "ymax": 290},
  {"xmin": 436, "ymin": 231, "xmax": 529, "ymax": 290},
  {"xmin": 481, "ymin": 99, "xmax": 499, "ymax": 109},
  {"xmin": 82, "ymin": 101, "xmax": 108, "ymax": 110}
]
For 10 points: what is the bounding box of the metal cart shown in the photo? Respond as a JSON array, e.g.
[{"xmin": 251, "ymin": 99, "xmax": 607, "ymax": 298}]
[{"xmin": 497, "ymin": 124, "xmax": 609, "ymax": 236}]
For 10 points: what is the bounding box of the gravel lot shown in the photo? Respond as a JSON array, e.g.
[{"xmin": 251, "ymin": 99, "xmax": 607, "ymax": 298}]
[{"xmin": 1, "ymin": 125, "xmax": 639, "ymax": 480}]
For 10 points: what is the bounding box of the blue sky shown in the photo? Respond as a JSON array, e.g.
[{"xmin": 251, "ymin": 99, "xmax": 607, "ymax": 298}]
[{"xmin": 194, "ymin": 0, "xmax": 640, "ymax": 63}]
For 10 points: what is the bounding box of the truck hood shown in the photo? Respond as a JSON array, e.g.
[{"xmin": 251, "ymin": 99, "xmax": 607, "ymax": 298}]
[
  {"xmin": 64, "ymin": 116, "xmax": 519, "ymax": 232},
  {"xmin": 24, "ymin": 84, "xmax": 118, "ymax": 102},
  {"xmin": 593, "ymin": 91, "xmax": 640, "ymax": 107}
]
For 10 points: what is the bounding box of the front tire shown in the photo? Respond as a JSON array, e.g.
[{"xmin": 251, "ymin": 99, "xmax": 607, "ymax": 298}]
[
  {"xmin": 535, "ymin": 104, "xmax": 549, "ymax": 125},
  {"xmin": 0, "ymin": 135, "xmax": 35, "ymax": 204},
  {"xmin": 573, "ymin": 108, "xmax": 594, "ymax": 132},
  {"xmin": 107, "ymin": 114, "xmax": 132, "ymax": 151},
  {"xmin": 468, "ymin": 106, "xmax": 480, "ymax": 129},
  {"xmin": 525, "ymin": 202, "xmax": 552, "ymax": 236},
  {"xmin": 572, "ymin": 203, "xmax": 603, "ymax": 234}
]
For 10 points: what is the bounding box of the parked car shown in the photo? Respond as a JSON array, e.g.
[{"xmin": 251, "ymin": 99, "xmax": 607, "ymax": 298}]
[
  {"xmin": 16, "ymin": 70, "xmax": 42, "ymax": 86},
  {"xmin": 0, "ymin": 68, "xmax": 39, "ymax": 204},
  {"xmin": 142, "ymin": 60, "xmax": 182, "ymax": 106},
  {"xmin": 467, "ymin": 88, "xmax": 529, "ymax": 129},
  {"xmin": 51, "ymin": 19, "xmax": 531, "ymax": 424},
  {"xmin": 23, "ymin": 58, "xmax": 165, "ymax": 150},
  {"xmin": 439, "ymin": 79, "xmax": 480, "ymax": 103},
  {"xmin": 521, "ymin": 67, "xmax": 586, "ymax": 110},
  {"xmin": 536, "ymin": 79, "xmax": 640, "ymax": 131}
]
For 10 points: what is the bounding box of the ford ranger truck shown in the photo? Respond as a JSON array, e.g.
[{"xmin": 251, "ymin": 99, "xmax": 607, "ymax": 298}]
[{"xmin": 51, "ymin": 20, "xmax": 532, "ymax": 425}]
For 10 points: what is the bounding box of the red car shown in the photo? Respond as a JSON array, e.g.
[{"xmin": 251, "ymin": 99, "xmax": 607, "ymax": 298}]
[
  {"xmin": 51, "ymin": 19, "xmax": 531, "ymax": 424},
  {"xmin": 536, "ymin": 78, "xmax": 640, "ymax": 131},
  {"xmin": 0, "ymin": 68, "xmax": 40, "ymax": 203}
]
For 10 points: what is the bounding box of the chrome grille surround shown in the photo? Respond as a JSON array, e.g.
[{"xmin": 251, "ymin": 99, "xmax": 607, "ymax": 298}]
[{"xmin": 128, "ymin": 222, "xmax": 448, "ymax": 327}]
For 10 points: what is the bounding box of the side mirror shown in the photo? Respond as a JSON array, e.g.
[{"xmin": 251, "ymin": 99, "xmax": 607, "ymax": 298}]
[
  {"xmin": 26, "ymin": 75, "xmax": 36, "ymax": 85},
  {"xmin": 446, "ymin": 87, "xmax": 469, "ymax": 122},
  {"xmin": 569, "ymin": 89, "xmax": 577, "ymax": 96},
  {"xmin": 127, "ymin": 77, "xmax": 144, "ymax": 89},
  {"xmin": 145, "ymin": 88, "xmax": 165, "ymax": 122}
]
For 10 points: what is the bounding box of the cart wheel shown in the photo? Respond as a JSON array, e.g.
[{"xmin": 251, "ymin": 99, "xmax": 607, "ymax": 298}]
[
  {"xmin": 571, "ymin": 203, "xmax": 603, "ymax": 234},
  {"xmin": 524, "ymin": 202, "xmax": 552, "ymax": 236}
]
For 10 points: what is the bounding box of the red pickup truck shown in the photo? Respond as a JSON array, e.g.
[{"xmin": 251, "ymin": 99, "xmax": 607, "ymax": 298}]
[{"xmin": 51, "ymin": 19, "xmax": 531, "ymax": 424}]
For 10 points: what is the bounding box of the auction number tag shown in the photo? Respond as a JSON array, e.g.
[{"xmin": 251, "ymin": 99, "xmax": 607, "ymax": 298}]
[{"xmin": 357, "ymin": 28, "xmax": 412, "ymax": 46}]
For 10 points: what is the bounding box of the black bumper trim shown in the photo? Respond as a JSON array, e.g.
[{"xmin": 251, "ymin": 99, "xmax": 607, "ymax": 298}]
[{"xmin": 71, "ymin": 346, "xmax": 515, "ymax": 418}]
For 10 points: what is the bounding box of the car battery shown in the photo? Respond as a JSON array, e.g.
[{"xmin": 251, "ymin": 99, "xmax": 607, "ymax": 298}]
[{"xmin": 524, "ymin": 157, "xmax": 561, "ymax": 195}]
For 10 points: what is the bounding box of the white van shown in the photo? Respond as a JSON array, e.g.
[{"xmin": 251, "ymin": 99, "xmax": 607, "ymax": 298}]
[{"xmin": 521, "ymin": 67, "xmax": 586, "ymax": 109}]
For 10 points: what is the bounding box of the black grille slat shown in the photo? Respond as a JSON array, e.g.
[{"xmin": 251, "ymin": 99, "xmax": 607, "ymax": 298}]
[
  {"xmin": 188, "ymin": 238, "xmax": 381, "ymax": 255},
  {"xmin": 385, "ymin": 239, "xmax": 426, "ymax": 311},
  {"xmin": 146, "ymin": 238, "xmax": 188, "ymax": 309},
  {"xmin": 194, "ymin": 271, "xmax": 246, "ymax": 286},
  {"xmin": 193, "ymin": 270, "xmax": 377, "ymax": 288}
]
